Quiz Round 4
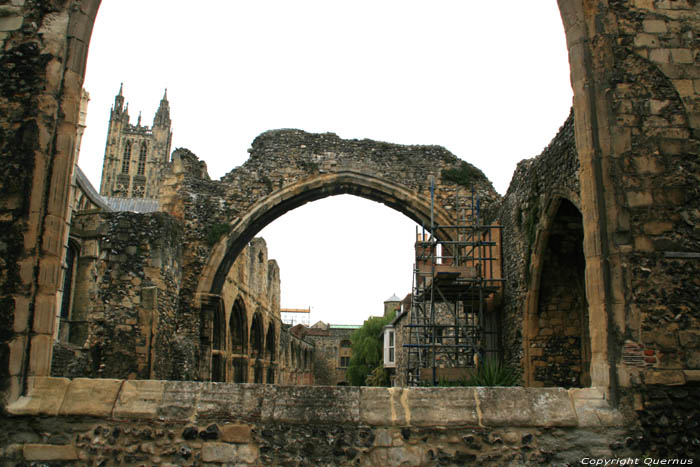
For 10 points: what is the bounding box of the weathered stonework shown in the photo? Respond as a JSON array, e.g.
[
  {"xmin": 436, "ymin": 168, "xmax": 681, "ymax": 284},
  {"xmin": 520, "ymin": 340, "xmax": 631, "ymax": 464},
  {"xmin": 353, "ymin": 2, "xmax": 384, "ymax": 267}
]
[
  {"xmin": 50, "ymin": 211, "xmax": 183, "ymax": 380},
  {"xmin": 1, "ymin": 0, "xmax": 699, "ymax": 462},
  {"xmin": 1, "ymin": 377, "xmax": 635, "ymax": 466}
]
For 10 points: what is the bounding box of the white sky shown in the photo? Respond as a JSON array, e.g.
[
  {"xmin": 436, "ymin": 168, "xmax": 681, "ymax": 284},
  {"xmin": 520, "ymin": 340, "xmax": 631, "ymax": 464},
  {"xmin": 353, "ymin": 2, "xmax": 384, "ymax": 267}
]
[{"xmin": 79, "ymin": 1, "xmax": 573, "ymax": 325}]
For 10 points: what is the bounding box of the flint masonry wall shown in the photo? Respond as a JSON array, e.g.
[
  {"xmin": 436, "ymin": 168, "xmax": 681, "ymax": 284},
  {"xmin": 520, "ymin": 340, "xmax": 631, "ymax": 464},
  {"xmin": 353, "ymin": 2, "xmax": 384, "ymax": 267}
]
[
  {"xmin": 2, "ymin": 378, "xmax": 636, "ymax": 466},
  {"xmin": 498, "ymin": 111, "xmax": 581, "ymax": 376},
  {"xmin": 50, "ymin": 211, "xmax": 183, "ymax": 380}
]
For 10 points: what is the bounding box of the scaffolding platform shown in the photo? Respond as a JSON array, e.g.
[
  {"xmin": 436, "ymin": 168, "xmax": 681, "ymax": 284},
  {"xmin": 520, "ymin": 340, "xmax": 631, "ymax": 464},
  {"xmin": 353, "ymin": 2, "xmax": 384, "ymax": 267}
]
[{"xmin": 404, "ymin": 186, "xmax": 504, "ymax": 386}]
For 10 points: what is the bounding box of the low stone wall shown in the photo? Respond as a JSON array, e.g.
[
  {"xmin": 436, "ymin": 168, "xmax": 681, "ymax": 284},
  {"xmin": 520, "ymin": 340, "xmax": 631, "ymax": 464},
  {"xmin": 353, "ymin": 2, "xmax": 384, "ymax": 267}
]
[{"xmin": 1, "ymin": 377, "xmax": 636, "ymax": 465}]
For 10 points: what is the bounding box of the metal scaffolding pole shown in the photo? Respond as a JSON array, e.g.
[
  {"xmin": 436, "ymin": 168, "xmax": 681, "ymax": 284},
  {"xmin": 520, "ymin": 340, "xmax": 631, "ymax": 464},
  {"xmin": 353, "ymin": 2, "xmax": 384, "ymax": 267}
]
[{"xmin": 405, "ymin": 186, "xmax": 504, "ymax": 386}]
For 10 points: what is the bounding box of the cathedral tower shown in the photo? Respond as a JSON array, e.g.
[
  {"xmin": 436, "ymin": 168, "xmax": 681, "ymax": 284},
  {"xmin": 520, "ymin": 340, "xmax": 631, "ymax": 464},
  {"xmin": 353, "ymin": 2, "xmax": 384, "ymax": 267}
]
[{"xmin": 99, "ymin": 84, "xmax": 173, "ymax": 199}]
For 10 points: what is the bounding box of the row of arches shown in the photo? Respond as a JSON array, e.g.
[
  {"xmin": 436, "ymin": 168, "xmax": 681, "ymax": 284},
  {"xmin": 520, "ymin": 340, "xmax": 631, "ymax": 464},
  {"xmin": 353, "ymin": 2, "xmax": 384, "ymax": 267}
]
[
  {"xmin": 207, "ymin": 295, "xmax": 313, "ymax": 384},
  {"xmin": 210, "ymin": 297, "xmax": 275, "ymax": 383}
]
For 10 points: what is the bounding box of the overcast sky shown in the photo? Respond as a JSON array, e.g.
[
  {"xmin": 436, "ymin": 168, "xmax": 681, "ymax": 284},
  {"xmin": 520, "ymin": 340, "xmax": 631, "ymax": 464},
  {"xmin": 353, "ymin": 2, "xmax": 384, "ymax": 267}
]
[{"xmin": 79, "ymin": 1, "xmax": 573, "ymax": 325}]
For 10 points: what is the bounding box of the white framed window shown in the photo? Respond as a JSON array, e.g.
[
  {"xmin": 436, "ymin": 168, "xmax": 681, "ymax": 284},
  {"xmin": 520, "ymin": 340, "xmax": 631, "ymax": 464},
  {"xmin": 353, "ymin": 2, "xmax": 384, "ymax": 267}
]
[{"xmin": 384, "ymin": 327, "xmax": 396, "ymax": 368}]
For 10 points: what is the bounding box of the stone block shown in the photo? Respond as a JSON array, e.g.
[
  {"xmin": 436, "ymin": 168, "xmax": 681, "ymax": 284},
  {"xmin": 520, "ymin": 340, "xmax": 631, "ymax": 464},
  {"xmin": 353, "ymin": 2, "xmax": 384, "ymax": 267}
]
[
  {"xmin": 40, "ymin": 214, "xmax": 64, "ymax": 257},
  {"xmin": 634, "ymin": 235, "xmax": 654, "ymax": 252},
  {"xmin": 113, "ymin": 380, "xmax": 165, "ymax": 419},
  {"xmin": 23, "ymin": 444, "xmax": 78, "ymax": 461},
  {"xmin": 633, "ymin": 0, "xmax": 654, "ymax": 8},
  {"xmin": 219, "ymin": 424, "xmax": 252, "ymax": 443},
  {"xmin": 8, "ymin": 335, "xmax": 26, "ymax": 376},
  {"xmin": 196, "ymin": 382, "xmax": 267, "ymax": 422},
  {"xmin": 158, "ymin": 380, "xmax": 198, "ymax": 420},
  {"xmin": 670, "ymin": 48, "xmax": 694, "ymax": 64},
  {"xmin": 360, "ymin": 387, "xmax": 405, "ymax": 426},
  {"xmin": 406, "ymin": 387, "xmax": 479, "ymax": 427},
  {"xmin": 60, "ymin": 378, "xmax": 122, "ymax": 416},
  {"xmin": 679, "ymin": 330, "xmax": 700, "ymax": 348},
  {"xmin": 643, "ymin": 19, "xmax": 667, "ymax": 33},
  {"xmin": 201, "ymin": 443, "xmax": 258, "ymax": 464},
  {"xmin": 28, "ymin": 334, "xmax": 53, "ymax": 376},
  {"xmin": 6, "ymin": 377, "xmax": 70, "ymax": 416},
  {"xmin": 0, "ymin": 13, "xmax": 22, "ymax": 31},
  {"xmin": 649, "ymin": 48, "xmax": 670, "ymax": 64},
  {"xmin": 634, "ymin": 33, "xmax": 659, "ymax": 48},
  {"xmin": 627, "ymin": 190, "xmax": 653, "ymax": 208},
  {"xmin": 37, "ymin": 256, "xmax": 61, "ymax": 292},
  {"xmin": 268, "ymin": 385, "xmax": 359, "ymax": 425},
  {"xmin": 476, "ymin": 387, "xmax": 577, "ymax": 427},
  {"xmin": 67, "ymin": 37, "xmax": 88, "ymax": 75},
  {"xmin": 643, "ymin": 221, "xmax": 673, "ymax": 235},
  {"xmin": 642, "ymin": 369, "xmax": 686, "ymax": 385},
  {"xmin": 32, "ymin": 293, "xmax": 56, "ymax": 334}
]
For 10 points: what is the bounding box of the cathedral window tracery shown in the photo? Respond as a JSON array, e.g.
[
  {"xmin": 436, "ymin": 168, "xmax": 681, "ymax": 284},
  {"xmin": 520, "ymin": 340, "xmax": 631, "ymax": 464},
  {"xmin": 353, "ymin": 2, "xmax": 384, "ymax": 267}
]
[
  {"xmin": 137, "ymin": 142, "xmax": 147, "ymax": 175},
  {"xmin": 121, "ymin": 141, "xmax": 132, "ymax": 174}
]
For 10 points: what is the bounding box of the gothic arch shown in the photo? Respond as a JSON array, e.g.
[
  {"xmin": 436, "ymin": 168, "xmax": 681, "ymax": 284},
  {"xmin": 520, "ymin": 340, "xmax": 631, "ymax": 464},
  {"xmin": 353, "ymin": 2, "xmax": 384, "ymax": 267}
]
[
  {"xmin": 196, "ymin": 171, "xmax": 458, "ymax": 298},
  {"xmin": 10, "ymin": 0, "xmax": 700, "ymax": 404},
  {"xmin": 523, "ymin": 195, "xmax": 589, "ymax": 387},
  {"xmin": 250, "ymin": 312, "xmax": 264, "ymax": 359},
  {"xmin": 230, "ymin": 297, "xmax": 247, "ymax": 355}
]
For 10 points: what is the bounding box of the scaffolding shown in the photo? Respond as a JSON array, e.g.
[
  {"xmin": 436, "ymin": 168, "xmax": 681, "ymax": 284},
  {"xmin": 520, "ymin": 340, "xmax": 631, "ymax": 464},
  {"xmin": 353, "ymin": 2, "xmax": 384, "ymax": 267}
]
[{"xmin": 405, "ymin": 183, "xmax": 504, "ymax": 386}]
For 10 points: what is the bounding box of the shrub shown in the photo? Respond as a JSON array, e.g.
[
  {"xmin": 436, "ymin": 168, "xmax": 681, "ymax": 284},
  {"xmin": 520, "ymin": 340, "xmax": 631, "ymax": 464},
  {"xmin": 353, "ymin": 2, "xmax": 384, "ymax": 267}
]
[
  {"xmin": 205, "ymin": 223, "xmax": 231, "ymax": 246},
  {"xmin": 441, "ymin": 161, "xmax": 486, "ymax": 187}
]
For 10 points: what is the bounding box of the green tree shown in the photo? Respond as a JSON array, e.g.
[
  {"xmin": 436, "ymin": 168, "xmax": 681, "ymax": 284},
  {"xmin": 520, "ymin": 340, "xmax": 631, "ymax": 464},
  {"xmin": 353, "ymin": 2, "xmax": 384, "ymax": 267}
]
[{"xmin": 346, "ymin": 311, "xmax": 396, "ymax": 386}]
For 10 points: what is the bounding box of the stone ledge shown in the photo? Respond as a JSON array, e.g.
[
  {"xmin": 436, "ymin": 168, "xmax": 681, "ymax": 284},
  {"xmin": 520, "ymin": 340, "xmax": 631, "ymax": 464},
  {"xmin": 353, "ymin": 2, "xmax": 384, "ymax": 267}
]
[
  {"xmin": 5, "ymin": 378, "xmax": 627, "ymax": 429},
  {"xmin": 59, "ymin": 378, "xmax": 122, "ymax": 416},
  {"xmin": 476, "ymin": 387, "xmax": 578, "ymax": 427},
  {"xmin": 112, "ymin": 379, "xmax": 165, "ymax": 419},
  {"xmin": 6, "ymin": 377, "xmax": 70, "ymax": 416}
]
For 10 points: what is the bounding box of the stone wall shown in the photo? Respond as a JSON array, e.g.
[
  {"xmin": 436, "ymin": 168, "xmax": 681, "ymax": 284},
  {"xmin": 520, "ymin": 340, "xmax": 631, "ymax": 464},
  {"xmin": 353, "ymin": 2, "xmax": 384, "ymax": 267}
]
[
  {"xmin": 2, "ymin": 378, "xmax": 636, "ymax": 466},
  {"xmin": 634, "ymin": 384, "xmax": 700, "ymax": 459},
  {"xmin": 200, "ymin": 237, "xmax": 314, "ymax": 385},
  {"xmin": 300, "ymin": 326, "xmax": 355, "ymax": 386},
  {"xmin": 497, "ymin": 110, "xmax": 582, "ymax": 382},
  {"xmin": 50, "ymin": 211, "xmax": 183, "ymax": 380}
]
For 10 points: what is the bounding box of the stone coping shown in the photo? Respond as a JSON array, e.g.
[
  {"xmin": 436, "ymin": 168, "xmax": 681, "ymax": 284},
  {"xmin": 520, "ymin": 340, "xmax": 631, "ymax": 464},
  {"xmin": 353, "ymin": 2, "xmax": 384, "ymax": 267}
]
[{"xmin": 6, "ymin": 378, "xmax": 624, "ymax": 428}]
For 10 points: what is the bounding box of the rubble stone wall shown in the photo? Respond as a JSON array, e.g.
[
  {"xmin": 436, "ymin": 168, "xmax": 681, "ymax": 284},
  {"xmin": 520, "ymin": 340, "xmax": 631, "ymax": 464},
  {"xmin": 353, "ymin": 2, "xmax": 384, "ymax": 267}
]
[
  {"xmin": 50, "ymin": 211, "xmax": 183, "ymax": 380},
  {"xmin": 497, "ymin": 111, "xmax": 581, "ymax": 376}
]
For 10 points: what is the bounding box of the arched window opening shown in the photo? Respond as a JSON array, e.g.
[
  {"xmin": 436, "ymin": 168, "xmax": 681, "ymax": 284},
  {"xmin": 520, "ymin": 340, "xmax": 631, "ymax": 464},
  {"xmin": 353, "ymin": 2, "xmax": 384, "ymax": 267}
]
[
  {"xmin": 211, "ymin": 354, "xmax": 224, "ymax": 382},
  {"xmin": 250, "ymin": 312, "xmax": 264, "ymax": 359},
  {"xmin": 233, "ymin": 358, "xmax": 247, "ymax": 383},
  {"xmin": 529, "ymin": 199, "xmax": 589, "ymax": 388},
  {"xmin": 254, "ymin": 360, "xmax": 263, "ymax": 384},
  {"xmin": 212, "ymin": 302, "xmax": 225, "ymax": 351},
  {"xmin": 137, "ymin": 142, "xmax": 147, "ymax": 175},
  {"xmin": 266, "ymin": 323, "xmax": 276, "ymax": 362},
  {"xmin": 121, "ymin": 141, "xmax": 132, "ymax": 174},
  {"xmin": 230, "ymin": 298, "xmax": 247, "ymax": 355},
  {"xmin": 58, "ymin": 240, "xmax": 79, "ymax": 342}
]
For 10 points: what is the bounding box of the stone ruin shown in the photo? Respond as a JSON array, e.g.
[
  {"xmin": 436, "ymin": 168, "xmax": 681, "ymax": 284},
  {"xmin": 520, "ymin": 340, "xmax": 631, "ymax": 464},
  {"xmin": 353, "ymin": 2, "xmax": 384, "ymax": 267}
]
[{"xmin": 0, "ymin": 1, "xmax": 699, "ymax": 464}]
